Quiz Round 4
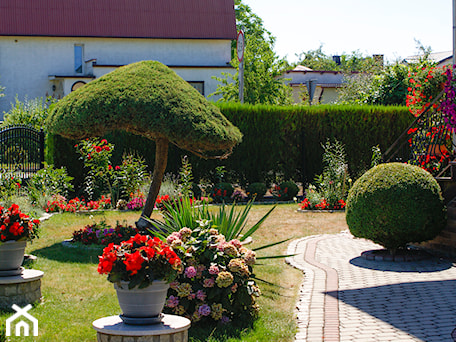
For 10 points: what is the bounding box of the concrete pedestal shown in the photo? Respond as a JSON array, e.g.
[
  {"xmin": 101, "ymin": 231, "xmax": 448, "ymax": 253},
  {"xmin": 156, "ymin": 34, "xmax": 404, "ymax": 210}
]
[
  {"xmin": 93, "ymin": 314, "xmax": 191, "ymax": 342},
  {"xmin": 0, "ymin": 269, "xmax": 44, "ymax": 311}
]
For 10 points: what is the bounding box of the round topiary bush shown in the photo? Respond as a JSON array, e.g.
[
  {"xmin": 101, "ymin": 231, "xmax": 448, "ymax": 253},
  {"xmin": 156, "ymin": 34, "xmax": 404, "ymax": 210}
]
[
  {"xmin": 246, "ymin": 182, "xmax": 267, "ymax": 201},
  {"xmin": 346, "ymin": 162, "xmax": 446, "ymax": 252}
]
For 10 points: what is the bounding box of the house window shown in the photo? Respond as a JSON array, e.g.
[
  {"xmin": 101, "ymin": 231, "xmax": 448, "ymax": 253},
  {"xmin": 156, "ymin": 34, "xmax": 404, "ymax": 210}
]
[
  {"xmin": 74, "ymin": 45, "xmax": 84, "ymax": 74},
  {"xmin": 188, "ymin": 81, "xmax": 204, "ymax": 96},
  {"xmin": 71, "ymin": 81, "xmax": 86, "ymax": 92}
]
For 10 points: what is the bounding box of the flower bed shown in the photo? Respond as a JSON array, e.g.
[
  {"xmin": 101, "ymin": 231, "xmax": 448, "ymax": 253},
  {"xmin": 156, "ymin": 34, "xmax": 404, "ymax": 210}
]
[
  {"xmin": 44, "ymin": 195, "xmax": 111, "ymax": 213},
  {"xmin": 71, "ymin": 221, "xmax": 139, "ymax": 246},
  {"xmin": 299, "ymin": 198, "xmax": 346, "ymax": 211}
]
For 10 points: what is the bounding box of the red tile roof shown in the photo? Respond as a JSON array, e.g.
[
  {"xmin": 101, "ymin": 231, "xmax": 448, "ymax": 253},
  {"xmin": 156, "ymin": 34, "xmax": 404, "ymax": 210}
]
[{"xmin": 0, "ymin": 0, "xmax": 237, "ymax": 40}]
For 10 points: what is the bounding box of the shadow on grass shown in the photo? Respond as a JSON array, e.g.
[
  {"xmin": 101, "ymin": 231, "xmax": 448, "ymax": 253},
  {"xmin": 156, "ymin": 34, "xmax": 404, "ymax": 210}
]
[
  {"xmin": 32, "ymin": 242, "xmax": 102, "ymax": 264},
  {"xmin": 189, "ymin": 318, "xmax": 255, "ymax": 342}
]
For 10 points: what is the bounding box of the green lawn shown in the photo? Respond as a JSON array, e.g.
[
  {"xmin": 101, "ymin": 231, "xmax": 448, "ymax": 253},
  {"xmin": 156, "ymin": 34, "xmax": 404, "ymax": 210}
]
[{"xmin": 0, "ymin": 205, "xmax": 347, "ymax": 342}]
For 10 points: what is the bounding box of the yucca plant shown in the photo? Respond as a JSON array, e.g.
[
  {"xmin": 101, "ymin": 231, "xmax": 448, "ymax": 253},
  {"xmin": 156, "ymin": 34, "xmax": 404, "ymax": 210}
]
[{"xmin": 150, "ymin": 196, "xmax": 291, "ymax": 257}]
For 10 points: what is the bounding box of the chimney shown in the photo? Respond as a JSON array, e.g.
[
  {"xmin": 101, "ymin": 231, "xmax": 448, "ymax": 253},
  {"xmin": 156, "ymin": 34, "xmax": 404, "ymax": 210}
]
[
  {"xmin": 332, "ymin": 55, "xmax": 341, "ymax": 65},
  {"xmin": 373, "ymin": 54, "xmax": 384, "ymax": 67}
]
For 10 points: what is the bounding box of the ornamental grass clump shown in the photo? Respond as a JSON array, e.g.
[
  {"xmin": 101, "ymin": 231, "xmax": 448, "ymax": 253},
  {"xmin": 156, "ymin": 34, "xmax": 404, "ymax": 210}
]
[
  {"xmin": 164, "ymin": 222, "xmax": 260, "ymax": 325},
  {"xmin": 346, "ymin": 162, "xmax": 446, "ymax": 253},
  {"xmin": 0, "ymin": 204, "xmax": 40, "ymax": 243},
  {"xmin": 97, "ymin": 234, "xmax": 182, "ymax": 289}
]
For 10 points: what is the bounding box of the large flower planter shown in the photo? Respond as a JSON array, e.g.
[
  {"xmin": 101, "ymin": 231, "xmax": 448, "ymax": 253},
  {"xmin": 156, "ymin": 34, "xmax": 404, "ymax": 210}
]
[
  {"xmin": 114, "ymin": 280, "xmax": 169, "ymax": 325},
  {"xmin": 0, "ymin": 240, "xmax": 26, "ymax": 274}
]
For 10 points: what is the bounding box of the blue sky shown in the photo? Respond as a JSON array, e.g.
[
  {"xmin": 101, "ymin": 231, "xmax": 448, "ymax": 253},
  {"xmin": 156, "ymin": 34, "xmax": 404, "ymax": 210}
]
[{"xmin": 242, "ymin": 0, "xmax": 453, "ymax": 63}]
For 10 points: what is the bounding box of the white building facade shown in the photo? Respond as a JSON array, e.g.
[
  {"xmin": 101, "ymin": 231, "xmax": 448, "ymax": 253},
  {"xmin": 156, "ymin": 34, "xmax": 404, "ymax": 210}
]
[{"xmin": 0, "ymin": 0, "xmax": 237, "ymax": 118}]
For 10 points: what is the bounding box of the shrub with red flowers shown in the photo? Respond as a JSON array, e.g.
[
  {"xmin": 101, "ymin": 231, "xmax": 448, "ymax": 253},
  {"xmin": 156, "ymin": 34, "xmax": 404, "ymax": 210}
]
[
  {"xmin": 164, "ymin": 222, "xmax": 261, "ymax": 325},
  {"xmin": 44, "ymin": 194, "xmax": 111, "ymax": 213},
  {"xmin": 72, "ymin": 221, "xmax": 139, "ymax": 246},
  {"xmin": 98, "ymin": 234, "xmax": 182, "ymax": 289},
  {"xmin": 210, "ymin": 182, "xmax": 234, "ymax": 203},
  {"xmin": 76, "ymin": 138, "xmax": 148, "ymax": 206},
  {"xmin": 271, "ymin": 181, "xmax": 299, "ymax": 201},
  {"xmin": 0, "ymin": 204, "xmax": 40, "ymax": 243}
]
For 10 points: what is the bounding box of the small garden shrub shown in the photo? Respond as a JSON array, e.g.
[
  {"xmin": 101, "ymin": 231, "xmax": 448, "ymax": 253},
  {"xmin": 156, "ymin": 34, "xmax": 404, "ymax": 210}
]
[
  {"xmin": 346, "ymin": 162, "xmax": 446, "ymax": 252},
  {"xmin": 210, "ymin": 182, "xmax": 234, "ymax": 203},
  {"xmin": 246, "ymin": 182, "xmax": 267, "ymax": 201},
  {"xmin": 271, "ymin": 181, "xmax": 299, "ymax": 201}
]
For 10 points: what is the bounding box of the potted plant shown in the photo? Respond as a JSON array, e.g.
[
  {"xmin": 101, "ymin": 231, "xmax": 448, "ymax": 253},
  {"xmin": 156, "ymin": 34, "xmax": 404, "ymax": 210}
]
[
  {"xmin": 97, "ymin": 234, "xmax": 182, "ymax": 324},
  {"xmin": 0, "ymin": 204, "xmax": 40, "ymax": 275}
]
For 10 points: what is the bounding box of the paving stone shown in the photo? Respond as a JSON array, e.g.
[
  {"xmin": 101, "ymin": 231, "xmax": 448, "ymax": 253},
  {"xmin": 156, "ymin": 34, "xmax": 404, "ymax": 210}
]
[{"xmin": 287, "ymin": 232, "xmax": 456, "ymax": 342}]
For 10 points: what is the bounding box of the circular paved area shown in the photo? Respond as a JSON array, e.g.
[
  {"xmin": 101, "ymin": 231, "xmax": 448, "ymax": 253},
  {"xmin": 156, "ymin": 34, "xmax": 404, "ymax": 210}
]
[{"xmin": 287, "ymin": 231, "xmax": 456, "ymax": 342}]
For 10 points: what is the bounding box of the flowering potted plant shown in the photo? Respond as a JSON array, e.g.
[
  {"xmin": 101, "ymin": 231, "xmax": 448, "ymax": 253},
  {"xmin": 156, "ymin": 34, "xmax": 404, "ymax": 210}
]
[
  {"xmin": 0, "ymin": 204, "xmax": 41, "ymax": 274},
  {"xmin": 97, "ymin": 234, "xmax": 182, "ymax": 323},
  {"xmin": 164, "ymin": 222, "xmax": 261, "ymax": 325}
]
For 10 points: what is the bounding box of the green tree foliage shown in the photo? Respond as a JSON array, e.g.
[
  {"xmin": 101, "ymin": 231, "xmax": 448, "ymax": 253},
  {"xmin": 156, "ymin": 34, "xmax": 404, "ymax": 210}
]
[
  {"xmin": 211, "ymin": 0, "xmax": 292, "ymax": 105},
  {"xmin": 296, "ymin": 46, "xmax": 381, "ymax": 73},
  {"xmin": 2, "ymin": 96, "xmax": 55, "ymax": 129}
]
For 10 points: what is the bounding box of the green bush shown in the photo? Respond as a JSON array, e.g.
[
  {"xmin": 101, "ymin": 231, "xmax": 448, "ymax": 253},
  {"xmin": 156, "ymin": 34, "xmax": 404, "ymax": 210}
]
[
  {"xmin": 210, "ymin": 182, "xmax": 234, "ymax": 203},
  {"xmin": 271, "ymin": 181, "xmax": 299, "ymax": 201},
  {"xmin": 246, "ymin": 182, "xmax": 267, "ymax": 201},
  {"xmin": 346, "ymin": 163, "xmax": 446, "ymax": 252}
]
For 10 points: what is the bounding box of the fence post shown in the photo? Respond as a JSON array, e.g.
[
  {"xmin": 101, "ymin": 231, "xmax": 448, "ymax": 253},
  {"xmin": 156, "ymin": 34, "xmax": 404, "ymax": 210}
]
[{"xmin": 39, "ymin": 128, "xmax": 45, "ymax": 169}]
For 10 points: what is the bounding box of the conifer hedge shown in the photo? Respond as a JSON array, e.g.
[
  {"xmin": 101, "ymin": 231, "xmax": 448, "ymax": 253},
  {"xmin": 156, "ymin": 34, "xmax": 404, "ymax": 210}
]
[{"xmin": 47, "ymin": 104, "xmax": 412, "ymax": 190}]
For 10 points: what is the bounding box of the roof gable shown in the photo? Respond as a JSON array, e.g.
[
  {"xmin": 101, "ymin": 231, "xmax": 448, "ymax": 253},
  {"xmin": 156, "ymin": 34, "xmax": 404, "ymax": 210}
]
[{"xmin": 0, "ymin": 0, "xmax": 236, "ymax": 40}]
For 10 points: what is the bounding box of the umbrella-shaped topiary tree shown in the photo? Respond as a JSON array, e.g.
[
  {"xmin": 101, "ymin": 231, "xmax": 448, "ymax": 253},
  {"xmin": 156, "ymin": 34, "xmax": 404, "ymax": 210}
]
[{"xmin": 47, "ymin": 60, "xmax": 242, "ymax": 229}]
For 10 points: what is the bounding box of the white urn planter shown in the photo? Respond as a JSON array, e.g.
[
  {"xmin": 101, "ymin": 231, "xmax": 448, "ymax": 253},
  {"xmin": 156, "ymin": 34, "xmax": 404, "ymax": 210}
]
[
  {"xmin": 0, "ymin": 240, "xmax": 26, "ymax": 275},
  {"xmin": 114, "ymin": 280, "xmax": 170, "ymax": 325}
]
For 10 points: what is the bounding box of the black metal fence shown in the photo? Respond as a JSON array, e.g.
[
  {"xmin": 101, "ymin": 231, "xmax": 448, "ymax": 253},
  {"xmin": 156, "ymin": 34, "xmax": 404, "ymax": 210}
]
[{"xmin": 0, "ymin": 125, "xmax": 45, "ymax": 179}]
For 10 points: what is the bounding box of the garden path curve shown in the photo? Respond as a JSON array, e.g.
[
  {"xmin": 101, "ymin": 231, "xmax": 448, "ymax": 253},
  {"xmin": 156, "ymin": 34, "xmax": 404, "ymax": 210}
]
[{"xmin": 287, "ymin": 231, "xmax": 456, "ymax": 342}]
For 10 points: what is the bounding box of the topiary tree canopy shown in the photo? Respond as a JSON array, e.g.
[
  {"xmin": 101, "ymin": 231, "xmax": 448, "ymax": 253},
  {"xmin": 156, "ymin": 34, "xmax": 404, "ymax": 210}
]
[
  {"xmin": 47, "ymin": 60, "xmax": 242, "ymax": 229},
  {"xmin": 345, "ymin": 162, "xmax": 446, "ymax": 253}
]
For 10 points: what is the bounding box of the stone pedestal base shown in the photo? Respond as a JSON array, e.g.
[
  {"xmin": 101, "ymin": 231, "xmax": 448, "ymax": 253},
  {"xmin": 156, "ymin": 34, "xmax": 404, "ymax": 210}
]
[
  {"xmin": 93, "ymin": 314, "xmax": 191, "ymax": 342},
  {"xmin": 0, "ymin": 269, "xmax": 44, "ymax": 311}
]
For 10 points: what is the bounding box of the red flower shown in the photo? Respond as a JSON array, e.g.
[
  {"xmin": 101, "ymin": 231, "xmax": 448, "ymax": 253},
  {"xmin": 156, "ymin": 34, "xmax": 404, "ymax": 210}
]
[{"xmin": 124, "ymin": 251, "xmax": 145, "ymax": 275}]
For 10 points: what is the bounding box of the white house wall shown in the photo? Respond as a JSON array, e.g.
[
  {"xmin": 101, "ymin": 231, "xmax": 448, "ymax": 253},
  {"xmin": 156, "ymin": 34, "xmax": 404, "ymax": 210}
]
[{"xmin": 0, "ymin": 36, "xmax": 234, "ymax": 117}]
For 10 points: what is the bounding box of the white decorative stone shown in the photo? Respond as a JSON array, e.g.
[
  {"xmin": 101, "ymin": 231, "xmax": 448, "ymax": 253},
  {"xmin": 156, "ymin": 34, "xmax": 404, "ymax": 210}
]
[
  {"xmin": 0, "ymin": 269, "xmax": 44, "ymax": 284},
  {"xmin": 93, "ymin": 314, "xmax": 190, "ymax": 337}
]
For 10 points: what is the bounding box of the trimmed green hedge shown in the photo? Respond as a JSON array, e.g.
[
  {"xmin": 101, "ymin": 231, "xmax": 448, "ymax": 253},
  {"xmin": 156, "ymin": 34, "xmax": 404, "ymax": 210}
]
[{"xmin": 47, "ymin": 104, "xmax": 412, "ymax": 191}]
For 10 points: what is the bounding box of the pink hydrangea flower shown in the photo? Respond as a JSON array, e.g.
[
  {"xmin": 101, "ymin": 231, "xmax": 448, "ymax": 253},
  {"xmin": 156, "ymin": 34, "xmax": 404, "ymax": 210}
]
[
  {"xmin": 203, "ymin": 278, "xmax": 215, "ymax": 288},
  {"xmin": 196, "ymin": 290, "xmax": 207, "ymax": 301},
  {"xmin": 184, "ymin": 266, "xmax": 197, "ymax": 278},
  {"xmin": 208, "ymin": 265, "xmax": 220, "ymax": 275},
  {"xmin": 166, "ymin": 295, "xmax": 179, "ymax": 308},
  {"xmin": 198, "ymin": 304, "xmax": 211, "ymax": 316}
]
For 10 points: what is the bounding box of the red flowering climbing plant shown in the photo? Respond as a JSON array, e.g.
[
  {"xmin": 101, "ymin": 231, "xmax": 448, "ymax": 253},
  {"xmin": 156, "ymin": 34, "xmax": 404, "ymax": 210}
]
[
  {"xmin": 98, "ymin": 234, "xmax": 182, "ymax": 289},
  {"xmin": 406, "ymin": 62, "xmax": 446, "ymax": 117}
]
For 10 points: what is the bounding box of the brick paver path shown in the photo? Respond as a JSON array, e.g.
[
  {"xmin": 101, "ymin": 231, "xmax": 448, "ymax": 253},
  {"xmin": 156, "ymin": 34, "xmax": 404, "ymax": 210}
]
[{"xmin": 287, "ymin": 232, "xmax": 456, "ymax": 342}]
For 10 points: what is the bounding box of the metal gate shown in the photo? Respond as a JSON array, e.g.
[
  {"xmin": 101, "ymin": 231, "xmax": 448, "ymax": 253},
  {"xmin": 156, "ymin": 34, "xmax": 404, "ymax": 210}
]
[{"xmin": 0, "ymin": 125, "xmax": 45, "ymax": 179}]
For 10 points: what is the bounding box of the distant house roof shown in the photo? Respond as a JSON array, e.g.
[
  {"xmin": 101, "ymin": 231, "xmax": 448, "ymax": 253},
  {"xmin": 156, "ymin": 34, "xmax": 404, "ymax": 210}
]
[
  {"xmin": 403, "ymin": 51, "xmax": 453, "ymax": 66},
  {"xmin": 0, "ymin": 0, "xmax": 237, "ymax": 40},
  {"xmin": 285, "ymin": 65, "xmax": 342, "ymax": 74},
  {"xmin": 291, "ymin": 65, "xmax": 314, "ymax": 72}
]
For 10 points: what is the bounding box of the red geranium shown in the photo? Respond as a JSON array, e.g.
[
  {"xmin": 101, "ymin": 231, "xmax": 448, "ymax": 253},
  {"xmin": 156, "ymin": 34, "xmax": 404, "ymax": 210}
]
[
  {"xmin": 0, "ymin": 204, "xmax": 40, "ymax": 243},
  {"xmin": 98, "ymin": 234, "xmax": 182, "ymax": 289}
]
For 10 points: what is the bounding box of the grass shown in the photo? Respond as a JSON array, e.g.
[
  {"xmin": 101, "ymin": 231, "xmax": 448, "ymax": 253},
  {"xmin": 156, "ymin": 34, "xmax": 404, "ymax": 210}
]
[{"xmin": 0, "ymin": 205, "xmax": 347, "ymax": 342}]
